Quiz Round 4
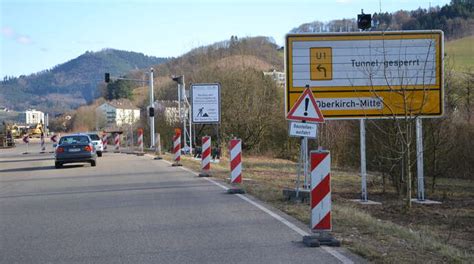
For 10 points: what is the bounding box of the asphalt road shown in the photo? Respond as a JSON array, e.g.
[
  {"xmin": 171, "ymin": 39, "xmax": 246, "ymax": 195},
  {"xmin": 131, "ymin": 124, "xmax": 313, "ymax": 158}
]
[{"xmin": 0, "ymin": 142, "xmax": 363, "ymax": 264}]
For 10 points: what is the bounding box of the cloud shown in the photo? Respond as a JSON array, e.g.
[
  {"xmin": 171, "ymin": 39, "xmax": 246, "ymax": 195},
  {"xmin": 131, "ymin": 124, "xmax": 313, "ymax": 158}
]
[
  {"xmin": 1, "ymin": 26, "xmax": 33, "ymax": 45},
  {"xmin": 16, "ymin": 35, "xmax": 32, "ymax": 45},
  {"xmin": 1, "ymin": 27, "xmax": 14, "ymax": 37}
]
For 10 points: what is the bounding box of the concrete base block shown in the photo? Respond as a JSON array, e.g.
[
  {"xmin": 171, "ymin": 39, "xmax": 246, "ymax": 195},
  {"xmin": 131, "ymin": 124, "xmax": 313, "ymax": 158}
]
[
  {"xmin": 227, "ymin": 187, "xmax": 245, "ymax": 194},
  {"xmin": 282, "ymin": 188, "xmax": 311, "ymax": 202},
  {"xmin": 171, "ymin": 163, "xmax": 183, "ymax": 167},
  {"xmin": 154, "ymin": 156, "xmax": 163, "ymax": 160},
  {"xmin": 198, "ymin": 172, "xmax": 210, "ymax": 177},
  {"xmin": 136, "ymin": 152, "xmax": 145, "ymax": 156},
  {"xmin": 22, "ymin": 152, "xmax": 29, "ymax": 155},
  {"xmin": 411, "ymin": 199, "xmax": 442, "ymax": 204},
  {"xmin": 303, "ymin": 232, "xmax": 341, "ymax": 247},
  {"xmin": 350, "ymin": 199, "xmax": 382, "ymax": 205}
]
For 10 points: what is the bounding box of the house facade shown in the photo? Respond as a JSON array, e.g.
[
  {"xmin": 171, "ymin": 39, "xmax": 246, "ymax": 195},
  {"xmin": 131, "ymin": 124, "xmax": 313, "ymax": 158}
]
[
  {"xmin": 18, "ymin": 109, "xmax": 45, "ymax": 125},
  {"xmin": 96, "ymin": 99, "xmax": 140, "ymax": 128}
]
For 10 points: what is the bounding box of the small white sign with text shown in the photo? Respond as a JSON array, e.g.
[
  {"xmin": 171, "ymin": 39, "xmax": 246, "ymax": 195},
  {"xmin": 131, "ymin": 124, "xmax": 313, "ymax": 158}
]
[{"xmin": 289, "ymin": 122, "xmax": 317, "ymax": 138}]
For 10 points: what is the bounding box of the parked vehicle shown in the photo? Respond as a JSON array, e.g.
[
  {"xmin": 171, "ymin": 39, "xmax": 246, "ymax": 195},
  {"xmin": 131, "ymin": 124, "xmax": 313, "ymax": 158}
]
[
  {"xmin": 86, "ymin": 132, "xmax": 104, "ymax": 157},
  {"xmin": 55, "ymin": 134, "xmax": 97, "ymax": 168}
]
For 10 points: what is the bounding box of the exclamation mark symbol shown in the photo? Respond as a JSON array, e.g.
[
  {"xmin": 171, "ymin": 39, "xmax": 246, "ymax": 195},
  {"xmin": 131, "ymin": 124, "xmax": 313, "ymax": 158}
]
[{"xmin": 304, "ymin": 98, "xmax": 309, "ymax": 116}]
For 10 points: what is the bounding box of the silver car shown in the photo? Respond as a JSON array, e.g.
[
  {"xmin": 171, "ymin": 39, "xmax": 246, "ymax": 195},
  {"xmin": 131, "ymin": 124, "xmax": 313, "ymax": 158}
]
[
  {"xmin": 55, "ymin": 134, "xmax": 97, "ymax": 168},
  {"xmin": 86, "ymin": 133, "xmax": 104, "ymax": 157}
]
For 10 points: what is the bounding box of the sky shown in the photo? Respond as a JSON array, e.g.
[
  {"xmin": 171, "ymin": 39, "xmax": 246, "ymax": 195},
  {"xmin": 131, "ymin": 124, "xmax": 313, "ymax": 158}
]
[{"xmin": 0, "ymin": 0, "xmax": 451, "ymax": 77}]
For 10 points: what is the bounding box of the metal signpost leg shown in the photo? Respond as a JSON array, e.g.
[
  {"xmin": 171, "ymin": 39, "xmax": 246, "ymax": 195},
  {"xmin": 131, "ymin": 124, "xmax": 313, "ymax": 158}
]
[
  {"xmin": 303, "ymin": 136, "xmax": 309, "ymax": 189},
  {"xmin": 296, "ymin": 137, "xmax": 303, "ymax": 198},
  {"xmin": 360, "ymin": 119, "xmax": 368, "ymax": 202},
  {"xmin": 416, "ymin": 117, "xmax": 425, "ymax": 201}
]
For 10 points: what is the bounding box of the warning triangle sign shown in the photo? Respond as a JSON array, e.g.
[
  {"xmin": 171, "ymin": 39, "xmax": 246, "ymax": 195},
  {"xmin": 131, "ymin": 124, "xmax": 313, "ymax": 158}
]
[{"xmin": 287, "ymin": 88, "xmax": 325, "ymax": 123}]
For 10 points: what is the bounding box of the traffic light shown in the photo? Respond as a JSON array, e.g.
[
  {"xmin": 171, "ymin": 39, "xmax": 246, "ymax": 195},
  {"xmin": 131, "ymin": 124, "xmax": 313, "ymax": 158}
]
[
  {"xmin": 357, "ymin": 13, "xmax": 372, "ymax": 30},
  {"xmin": 148, "ymin": 107, "xmax": 155, "ymax": 117},
  {"xmin": 105, "ymin": 73, "xmax": 110, "ymax": 83},
  {"xmin": 172, "ymin": 75, "xmax": 184, "ymax": 85}
]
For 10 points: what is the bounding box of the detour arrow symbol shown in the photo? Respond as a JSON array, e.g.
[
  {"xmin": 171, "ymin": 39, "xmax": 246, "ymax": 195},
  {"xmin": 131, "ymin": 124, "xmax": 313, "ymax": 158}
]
[{"xmin": 317, "ymin": 64, "xmax": 327, "ymax": 77}]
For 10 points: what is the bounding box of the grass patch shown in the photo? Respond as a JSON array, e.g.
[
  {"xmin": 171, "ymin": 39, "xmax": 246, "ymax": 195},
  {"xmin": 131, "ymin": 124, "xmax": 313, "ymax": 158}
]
[{"xmin": 446, "ymin": 36, "xmax": 474, "ymax": 71}]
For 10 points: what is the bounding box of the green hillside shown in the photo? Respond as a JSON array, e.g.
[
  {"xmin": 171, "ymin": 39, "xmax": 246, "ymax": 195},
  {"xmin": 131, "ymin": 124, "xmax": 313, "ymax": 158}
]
[
  {"xmin": 445, "ymin": 35, "xmax": 474, "ymax": 71},
  {"xmin": 0, "ymin": 49, "xmax": 168, "ymax": 114}
]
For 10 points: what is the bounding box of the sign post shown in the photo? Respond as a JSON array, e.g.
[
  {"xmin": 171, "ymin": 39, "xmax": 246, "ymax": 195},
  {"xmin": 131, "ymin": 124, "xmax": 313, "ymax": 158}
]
[
  {"xmin": 191, "ymin": 83, "xmax": 221, "ymax": 169},
  {"xmin": 22, "ymin": 134, "xmax": 29, "ymax": 154},
  {"xmin": 285, "ymin": 87, "xmax": 324, "ymax": 201},
  {"xmin": 50, "ymin": 134, "xmax": 58, "ymax": 153},
  {"xmin": 286, "ymin": 31, "xmax": 443, "ymax": 204}
]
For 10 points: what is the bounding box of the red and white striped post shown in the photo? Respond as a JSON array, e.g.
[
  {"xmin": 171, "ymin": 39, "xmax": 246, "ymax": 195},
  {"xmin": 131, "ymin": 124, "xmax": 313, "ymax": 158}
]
[
  {"xmin": 310, "ymin": 151, "xmax": 331, "ymax": 231},
  {"xmin": 227, "ymin": 138, "xmax": 245, "ymax": 194},
  {"xmin": 40, "ymin": 132, "xmax": 46, "ymax": 153},
  {"xmin": 136, "ymin": 128, "xmax": 144, "ymax": 156},
  {"xmin": 303, "ymin": 150, "xmax": 339, "ymax": 247},
  {"xmin": 172, "ymin": 129, "xmax": 182, "ymax": 167},
  {"xmin": 102, "ymin": 133, "xmax": 108, "ymax": 152},
  {"xmin": 114, "ymin": 133, "xmax": 120, "ymax": 153},
  {"xmin": 198, "ymin": 136, "xmax": 211, "ymax": 177}
]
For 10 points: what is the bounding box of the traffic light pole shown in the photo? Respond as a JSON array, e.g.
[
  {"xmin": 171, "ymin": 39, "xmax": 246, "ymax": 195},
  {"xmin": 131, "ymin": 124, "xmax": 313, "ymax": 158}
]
[
  {"xmin": 104, "ymin": 70, "xmax": 155, "ymax": 149},
  {"xmin": 149, "ymin": 68, "xmax": 155, "ymax": 149}
]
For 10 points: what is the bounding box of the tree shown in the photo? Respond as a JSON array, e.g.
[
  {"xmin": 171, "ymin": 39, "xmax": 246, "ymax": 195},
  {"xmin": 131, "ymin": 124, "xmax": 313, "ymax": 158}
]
[{"xmin": 106, "ymin": 79, "xmax": 134, "ymax": 100}]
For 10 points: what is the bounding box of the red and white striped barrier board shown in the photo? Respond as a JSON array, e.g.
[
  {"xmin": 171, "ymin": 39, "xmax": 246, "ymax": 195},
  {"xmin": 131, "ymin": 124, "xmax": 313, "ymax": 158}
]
[
  {"xmin": 114, "ymin": 133, "xmax": 120, "ymax": 152},
  {"xmin": 201, "ymin": 136, "xmax": 211, "ymax": 171},
  {"xmin": 173, "ymin": 132, "xmax": 181, "ymax": 163},
  {"xmin": 102, "ymin": 134, "xmax": 108, "ymax": 151},
  {"xmin": 310, "ymin": 151, "xmax": 332, "ymax": 231},
  {"xmin": 40, "ymin": 133, "xmax": 46, "ymax": 153},
  {"xmin": 137, "ymin": 129, "xmax": 144, "ymax": 152},
  {"xmin": 229, "ymin": 138, "xmax": 242, "ymax": 184}
]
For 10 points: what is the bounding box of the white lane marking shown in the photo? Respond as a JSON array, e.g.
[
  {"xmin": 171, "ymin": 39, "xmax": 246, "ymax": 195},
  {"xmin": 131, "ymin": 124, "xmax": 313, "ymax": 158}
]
[
  {"xmin": 202, "ymin": 177, "xmax": 229, "ymax": 191},
  {"xmin": 152, "ymin": 157, "xmax": 354, "ymax": 264},
  {"xmin": 322, "ymin": 246, "xmax": 354, "ymax": 264},
  {"xmin": 236, "ymin": 193, "xmax": 308, "ymax": 236}
]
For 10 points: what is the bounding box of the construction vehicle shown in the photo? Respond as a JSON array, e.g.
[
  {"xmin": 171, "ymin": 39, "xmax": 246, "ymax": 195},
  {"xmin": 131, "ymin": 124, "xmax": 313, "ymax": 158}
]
[
  {"xmin": 28, "ymin": 122, "xmax": 44, "ymax": 138},
  {"xmin": 0, "ymin": 122, "xmax": 16, "ymax": 148}
]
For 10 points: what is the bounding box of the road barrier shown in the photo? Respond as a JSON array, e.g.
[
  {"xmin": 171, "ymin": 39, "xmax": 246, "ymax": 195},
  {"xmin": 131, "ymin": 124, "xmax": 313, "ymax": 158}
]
[
  {"xmin": 137, "ymin": 128, "xmax": 144, "ymax": 156},
  {"xmin": 102, "ymin": 134, "xmax": 108, "ymax": 152},
  {"xmin": 114, "ymin": 133, "xmax": 120, "ymax": 153},
  {"xmin": 302, "ymin": 150, "xmax": 340, "ymax": 247},
  {"xmin": 49, "ymin": 134, "xmax": 58, "ymax": 153},
  {"xmin": 40, "ymin": 133, "xmax": 46, "ymax": 153},
  {"xmin": 227, "ymin": 138, "xmax": 244, "ymax": 194},
  {"xmin": 310, "ymin": 151, "xmax": 331, "ymax": 231},
  {"xmin": 22, "ymin": 134, "xmax": 29, "ymax": 154},
  {"xmin": 172, "ymin": 131, "xmax": 182, "ymax": 166},
  {"xmin": 198, "ymin": 136, "xmax": 211, "ymax": 177}
]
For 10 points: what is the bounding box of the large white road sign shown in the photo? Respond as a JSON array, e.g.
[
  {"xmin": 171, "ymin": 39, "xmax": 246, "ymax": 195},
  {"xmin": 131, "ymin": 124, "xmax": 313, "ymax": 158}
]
[
  {"xmin": 191, "ymin": 83, "xmax": 221, "ymax": 123},
  {"xmin": 286, "ymin": 31, "xmax": 444, "ymax": 119}
]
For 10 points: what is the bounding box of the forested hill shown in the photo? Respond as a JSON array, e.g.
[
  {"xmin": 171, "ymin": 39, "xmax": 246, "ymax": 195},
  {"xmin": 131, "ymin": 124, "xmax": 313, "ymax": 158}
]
[
  {"xmin": 291, "ymin": 0, "xmax": 473, "ymax": 40},
  {"xmin": 0, "ymin": 49, "xmax": 168, "ymax": 113}
]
